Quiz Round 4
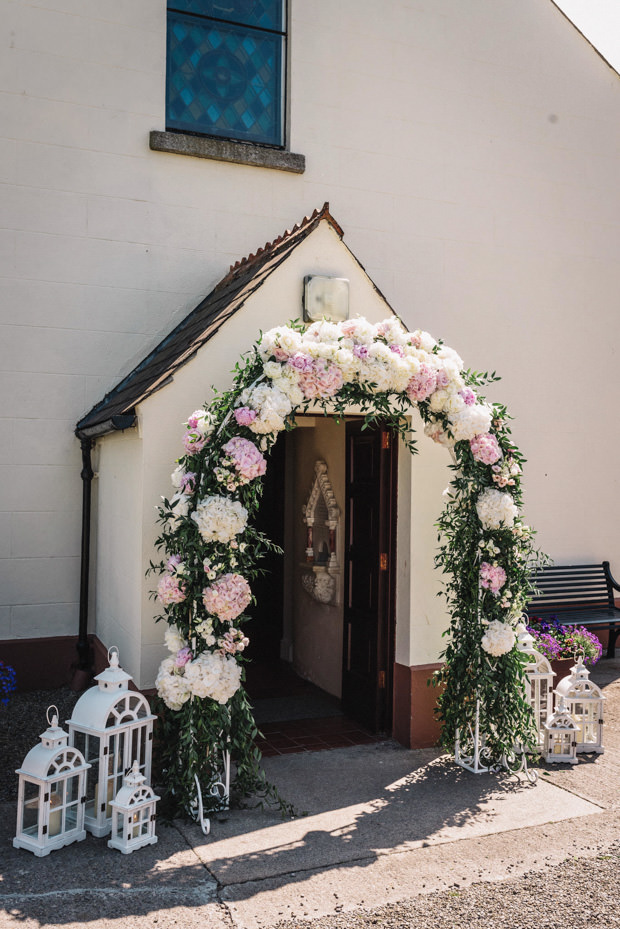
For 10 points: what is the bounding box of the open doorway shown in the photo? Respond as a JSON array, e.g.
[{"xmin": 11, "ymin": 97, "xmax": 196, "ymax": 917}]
[{"xmin": 244, "ymin": 416, "xmax": 397, "ymax": 753}]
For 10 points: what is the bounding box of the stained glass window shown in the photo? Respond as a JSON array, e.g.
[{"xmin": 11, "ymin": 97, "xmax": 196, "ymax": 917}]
[{"xmin": 166, "ymin": 1, "xmax": 286, "ymax": 147}]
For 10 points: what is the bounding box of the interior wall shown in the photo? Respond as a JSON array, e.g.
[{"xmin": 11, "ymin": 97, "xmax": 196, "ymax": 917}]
[{"xmin": 290, "ymin": 417, "xmax": 345, "ymax": 698}]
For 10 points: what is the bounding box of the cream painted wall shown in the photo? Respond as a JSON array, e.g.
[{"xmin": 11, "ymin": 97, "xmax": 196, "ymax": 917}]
[
  {"xmin": 93, "ymin": 430, "xmax": 143, "ymax": 676},
  {"xmin": 2, "ymin": 0, "xmax": 620, "ymax": 654}
]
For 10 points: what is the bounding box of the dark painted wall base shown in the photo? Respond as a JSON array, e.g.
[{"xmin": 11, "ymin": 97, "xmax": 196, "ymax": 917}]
[
  {"xmin": 392, "ymin": 661, "xmax": 444, "ymax": 749},
  {"xmin": 0, "ymin": 634, "xmax": 111, "ymax": 692}
]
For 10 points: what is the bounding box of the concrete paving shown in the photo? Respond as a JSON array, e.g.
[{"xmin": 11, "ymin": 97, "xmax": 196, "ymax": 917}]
[{"xmin": 1, "ymin": 658, "xmax": 618, "ymax": 929}]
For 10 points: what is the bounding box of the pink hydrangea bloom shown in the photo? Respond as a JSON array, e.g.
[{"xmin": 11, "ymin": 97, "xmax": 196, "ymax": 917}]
[
  {"xmin": 459, "ymin": 387, "xmax": 476, "ymax": 406},
  {"xmin": 406, "ymin": 363, "xmax": 438, "ymax": 401},
  {"xmin": 157, "ymin": 574, "xmax": 187, "ymax": 606},
  {"xmin": 222, "ymin": 436, "xmax": 267, "ymax": 481},
  {"xmin": 389, "ymin": 344, "xmax": 404, "ymax": 357},
  {"xmin": 298, "ymin": 359, "xmax": 344, "ymax": 399},
  {"xmin": 480, "ymin": 562, "xmax": 507, "ymax": 595},
  {"xmin": 234, "ymin": 407, "xmax": 257, "ymax": 426},
  {"xmin": 202, "ymin": 573, "xmax": 252, "ymax": 622},
  {"xmin": 175, "ymin": 646, "xmax": 193, "ymax": 667},
  {"xmin": 287, "ymin": 351, "xmax": 315, "ymax": 373},
  {"xmin": 353, "ymin": 344, "xmax": 369, "ymax": 360},
  {"xmin": 470, "ymin": 433, "xmax": 502, "ymax": 465},
  {"xmin": 182, "ymin": 430, "xmax": 207, "ymax": 454}
]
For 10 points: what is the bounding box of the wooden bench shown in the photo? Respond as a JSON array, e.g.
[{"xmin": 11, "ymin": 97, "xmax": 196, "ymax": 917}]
[{"xmin": 527, "ymin": 562, "xmax": 620, "ymax": 659}]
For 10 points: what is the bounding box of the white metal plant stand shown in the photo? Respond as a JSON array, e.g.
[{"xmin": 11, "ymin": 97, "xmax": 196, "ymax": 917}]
[
  {"xmin": 455, "ymin": 699, "xmax": 537, "ymax": 783},
  {"xmin": 190, "ymin": 745, "xmax": 231, "ymax": 836}
]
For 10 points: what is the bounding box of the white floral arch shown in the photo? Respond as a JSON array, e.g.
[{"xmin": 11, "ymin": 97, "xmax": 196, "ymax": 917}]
[{"xmin": 152, "ymin": 316, "xmax": 542, "ymax": 813}]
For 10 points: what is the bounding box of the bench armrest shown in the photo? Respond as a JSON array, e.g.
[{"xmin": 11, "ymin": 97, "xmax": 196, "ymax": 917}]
[{"xmin": 603, "ymin": 560, "xmax": 620, "ymax": 593}]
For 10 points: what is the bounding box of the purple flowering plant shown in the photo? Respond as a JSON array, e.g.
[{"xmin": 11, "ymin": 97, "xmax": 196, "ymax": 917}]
[
  {"xmin": 527, "ymin": 617, "xmax": 603, "ymax": 665},
  {"xmin": 0, "ymin": 659, "xmax": 17, "ymax": 706}
]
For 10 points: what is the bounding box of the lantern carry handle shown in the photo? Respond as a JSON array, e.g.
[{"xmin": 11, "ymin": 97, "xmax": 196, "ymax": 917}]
[
  {"xmin": 107, "ymin": 645, "xmax": 120, "ymax": 666},
  {"xmin": 46, "ymin": 705, "xmax": 59, "ymax": 728}
]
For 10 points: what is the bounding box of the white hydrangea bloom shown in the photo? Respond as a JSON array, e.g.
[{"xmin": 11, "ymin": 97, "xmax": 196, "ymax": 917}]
[
  {"xmin": 191, "ymin": 495, "xmax": 248, "ymax": 543},
  {"xmin": 164, "ymin": 626, "xmax": 187, "ymax": 654},
  {"xmin": 258, "ymin": 326, "xmax": 303, "ymax": 361},
  {"xmin": 447, "ymin": 403, "xmax": 493, "ymax": 442},
  {"xmin": 156, "ymin": 658, "xmax": 192, "ymax": 710},
  {"xmin": 239, "ymin": 383, "xmax": 292, "ymax": 434},
  {"xmin": 303, "ymin": 320, "xmax": 344, "ymax": 344},
  {"xmin": 183, "ymin": 651, "xmax": 242, "ymax": 704},
  {"xmin": 476, "ymin": 488, "xmax": 518, "ymax": 529},
  {"xmin": 423, "ymin": 420, "xmax": 455, "ymax": 448},
  {"xmin": 481, "ymin": 620, "xmax": 516, "ymax": 657}
]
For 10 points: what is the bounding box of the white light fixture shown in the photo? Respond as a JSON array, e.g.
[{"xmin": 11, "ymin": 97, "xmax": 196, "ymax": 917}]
[
  {"xmin": 66, "ymin": 647, "xmax": 157, "ymax": 836},
  {"xmin": 14, "ymin": 706, "xmax": 90, "ymax": 856},
  {"xmin": 554, "ymin": 656, "xmax": 605, "ymax": 754},
  {"xmin": 303, "ymin": 275, "xmax": 349, "ymax": 322},
  {"xmin": 107, "ymin": 760, "xmax": 160, "ymax": 854}
]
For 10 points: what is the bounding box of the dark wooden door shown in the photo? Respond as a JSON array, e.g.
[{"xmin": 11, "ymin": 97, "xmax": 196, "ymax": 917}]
[{"xmin": 342, "ymin": 420, "xmax": 396, "ymax": 733}]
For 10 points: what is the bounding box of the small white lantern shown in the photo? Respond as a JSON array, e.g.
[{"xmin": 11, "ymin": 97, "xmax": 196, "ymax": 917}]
[
  {"xmin": 67, "ymin": 647, "xmax": 157, "ymax": 836},
  {"xmin": 107, "ymin": 761, "xmax": 160, "ymax": 854},
  {"xmin": 543, "ymin": 696, "xmax": 580, "ymax": 764},
  {"xmin": 517, "ymin": 629, "xmax": 555, "ymax": 747},
  {"xmin": 555, "ymin": 656, "xmax": 605, "ymax": 754},
  {"xmin": 14, "ymin": 706, "xmax": 90, "ymax": 856}
]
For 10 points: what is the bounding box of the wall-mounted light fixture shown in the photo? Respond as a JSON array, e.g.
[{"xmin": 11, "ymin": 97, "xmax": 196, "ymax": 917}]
[{"xmin": 303, "ymin": 275, "xmax": 349, "ymax": 323}]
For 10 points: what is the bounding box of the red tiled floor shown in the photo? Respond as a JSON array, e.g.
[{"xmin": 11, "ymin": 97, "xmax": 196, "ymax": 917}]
[{"xmin": 256, "ymin": 715, "xmax": 382, "ymax": 757}]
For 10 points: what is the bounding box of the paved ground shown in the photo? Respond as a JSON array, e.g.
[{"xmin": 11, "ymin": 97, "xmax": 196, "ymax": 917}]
[{"xmin": 1, "ymin": 658, "xmax": 618, "ymax": 928}]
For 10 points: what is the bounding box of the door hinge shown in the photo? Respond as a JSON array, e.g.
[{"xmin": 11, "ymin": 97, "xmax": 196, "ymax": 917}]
[
  {"xmin": 381, "ymin": 431, "xmax": 390, "ymax": 449},
  {"xmin": 380, "ymin": 552, "xmax": 388, "ymax": 571},
  {"xmin": 378, "ymin": 670, "xmax": 386, "ymax": 689}
]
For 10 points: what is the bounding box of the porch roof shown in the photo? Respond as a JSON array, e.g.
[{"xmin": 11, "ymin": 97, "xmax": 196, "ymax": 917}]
[{"xmin": 75, "ymin": 204, "xmax": 347, "ymax": 438}]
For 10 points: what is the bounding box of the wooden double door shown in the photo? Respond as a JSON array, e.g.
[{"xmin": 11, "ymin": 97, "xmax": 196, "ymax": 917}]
[{"xmin": 341, "ymin": 420, "xmax": 397, "ymax": 734}]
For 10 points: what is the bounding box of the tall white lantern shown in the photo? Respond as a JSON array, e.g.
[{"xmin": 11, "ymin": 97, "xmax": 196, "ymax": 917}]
[
  {"xmin": 108, "ymin": 761, "xmax": 160, "ymax": 854},
  {"xmin": 517, "ymin": 629, "xmax": 555, "ymax": 747},
  {"xmin": 555, "ymin": 656, "xmax": 605, "ymax": 754},
  {"xmin": 14, "ymin": 707, "xmax": 90, "ymax": 856},
  {"xmin": 543, "ymin": 696, "xmax": 580, "ymax": 764},
  {"xmin": 66, "ymin": 647, "xmax": 157, "ymax": 836}
]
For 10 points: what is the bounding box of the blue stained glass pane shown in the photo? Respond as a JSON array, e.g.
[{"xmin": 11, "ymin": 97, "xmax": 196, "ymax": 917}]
[
  {"xmin": 168, "ymin": 1, "xmax": 284, "ymax": 32},
  {"xmin": 166, "ymin": 11, "xmax": 283, "ymax": 146}
]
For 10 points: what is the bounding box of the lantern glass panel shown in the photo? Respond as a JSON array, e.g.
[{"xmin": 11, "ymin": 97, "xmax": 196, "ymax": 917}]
[
  {"xmin": 22, "ymin": 780, "xmax": 40, "ymax": 836},
  {"xmin": 49, "ymin": 781, "xmax": 64, "ymax": 837}
]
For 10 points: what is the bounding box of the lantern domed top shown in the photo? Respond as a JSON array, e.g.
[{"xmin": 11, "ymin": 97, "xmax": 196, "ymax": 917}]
[
  {"xmin": 545, "ymin": 695, "xmax": 580, "ymax": 731},
  {"xmin": 555, "ymin": 656, "xmax": 605, "ymax": 702},
  {"xmin": 112, "ymin": 761, "xmax": 160, "ymax": 811},
  {"xmin": 516, "ymin": 627, "xmax": 553, "ymax": 674},
  {"xmin": 16, "ymin": 707, "xmax": 89, "ymax": 780},
  {"xmin": 67, "ymin": 649, "xmax": 155, "ymax": 733}
]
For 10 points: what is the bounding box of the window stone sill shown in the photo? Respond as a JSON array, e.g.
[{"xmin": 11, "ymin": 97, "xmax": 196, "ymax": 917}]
[{"xmin": 150, "ymin": 130, "xmax": 305, "ymax": 174}]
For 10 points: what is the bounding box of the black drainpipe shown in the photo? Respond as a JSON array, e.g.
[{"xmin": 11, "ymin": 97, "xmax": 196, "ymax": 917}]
[
  {"xmin": 73, "ymin": 414, "xmax": 135, "ymax": 689},
  {"xmin": 73, "ymin": 436, "xmax": 94, "ymax": 689}
]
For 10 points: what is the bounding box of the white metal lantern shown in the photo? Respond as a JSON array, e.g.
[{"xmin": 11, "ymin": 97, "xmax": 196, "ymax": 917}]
[
  {"xmin": 66, "ymin": 647, "xmax": 157, "ymax": 836},
  {"xmin": 555, "ymin": 656, "xmax": 605, "ymax": 754},
  {"xmin": 107, "ymin": 760, "xmax": 160, "ymax": 854},
  {"xmin": 517, "ymin": 629, "xmax": 555, "ymax": 747},
  {"xmin": 543, "ymin": 696, "xmax": 580, "ymax": 764},
  {"xmin": 14, "ymin": 706, "xmax": 90, "ymax": 856}
]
